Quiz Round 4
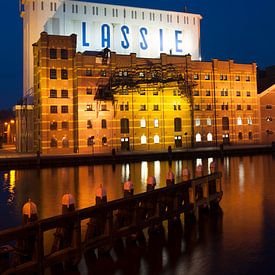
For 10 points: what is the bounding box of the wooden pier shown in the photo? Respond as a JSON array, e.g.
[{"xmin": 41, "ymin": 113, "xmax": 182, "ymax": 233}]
[{"xmin": 0, "ymin": 172, "xmax": 222, "ymax": 274}]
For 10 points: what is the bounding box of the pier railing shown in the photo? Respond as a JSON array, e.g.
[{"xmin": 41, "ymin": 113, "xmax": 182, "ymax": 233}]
[{"xmin": 0, "ymin": 172, "xmax": 222, "ymax": 274}]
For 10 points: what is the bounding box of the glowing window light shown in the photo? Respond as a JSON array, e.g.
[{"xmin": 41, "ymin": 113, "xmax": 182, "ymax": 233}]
[
  {"xmin": 154, "ymin": 135, "xmax": 160, "ymax": 144},
  {"xmin": 141, "ymin": 135, "xmax": 147, "ymax": 144}
]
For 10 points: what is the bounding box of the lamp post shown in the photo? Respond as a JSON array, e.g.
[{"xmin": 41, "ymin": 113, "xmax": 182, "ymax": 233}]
[{"xmin": 184, "ymin": 132, "xmax": 188, "ymax": 149}]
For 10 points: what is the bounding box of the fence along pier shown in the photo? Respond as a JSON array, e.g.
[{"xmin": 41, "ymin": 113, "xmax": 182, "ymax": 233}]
[{"xmin": 0, "ymin": 172, "xmax": 222, "ymax": 274}]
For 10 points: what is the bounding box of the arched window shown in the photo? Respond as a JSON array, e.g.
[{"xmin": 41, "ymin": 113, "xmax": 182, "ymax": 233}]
[
  {"xmin": 50, "ymin": 136, "xmax": 58, "ymax": 147},
  {"xmin": 195, "ymin": 133, "xmax": 202, "ymax": 142},
  {"xmin": 154, "ymin": 135, "xmax": 160, "ymax": 144},
  {"xmin": 247, "ymin": 117, "xmax": 252, "ymax": 125},
  {"xmin": 140, "ymin": 119, "xmax": 146, "ymax": 128},
  {"xmin": 222, "ymin": 117, "xmax": 229, "ymax": 130},
  {"xmin": 207, "ymin": 133, "xmax": 213, "ymax": 141},
  {"xmin": 141, "ymin": 135, "xmax": 147, "ymax": 144},
  {"xmin": 249, "ymin": 131, "xmax": 253, "ymax": 140},
  {"xmin": 87, "ymin": 136, "xmax": 94, "ymax": 146},
  {"xmin": 102, "ymin": 136, "xmax": 107, "ymax": 145},
  {"xmin": 237, "ymin": 117, "xmax": 242, "ymax": 125},
  {"xmin": 62, "ymin": 136, "xmax": 69, "ymax": 148}
]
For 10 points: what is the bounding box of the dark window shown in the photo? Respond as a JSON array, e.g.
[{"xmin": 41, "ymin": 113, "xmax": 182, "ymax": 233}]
[
  {"xmin": 125, "ymin": 104, "xmax": 129, "ymax": 111},
  {"xmin": 237, "ymin": 104, "xmax": 242, "ymax": 110},
  {"xmin": 100, "ymin": 70, "xmax": 107, "ymax": 77},
  {"xmin": 61, "ymin": 89, "xmax": 68, "ymax": 98},
  {"xmin": 249, "ymin": 131, "xmax": 253, "ymax": 140},
  {"xmin": 50, "ymin": 49, "xmax": 57, "ymax": 59},
  {"xmin": 206, "ymin": 90, "xmax": 211, "ymax": 96},
  {"xmin": 247, "ymin": 105, "xmax": 252, "ymax": 110},
  {"xmin": 50, "ymin": 89, "xmax": 57, "ymax": 98},
  {"xmin": 235, "ymin": 75, "xmax": 240, "ymax": 81},
  {"xmin": 266, "ymin": 105, "xmax": 272, "ymax": 109},
  {"xmin": 61, "ymin": 69, "xmax": 68, "ymax": 79},
  {"xmin": 222, "ymin": 117, "xmax": 229, "ymax": 130},
  {"xmin": 86, "ymin": 88, "xmax": 92, "ymax": 95},
  {"xmin": 246, "ymin": 91, "xmax": 251, "ymax": 97},
  {"xmin": 50, "ymin": 106, "xmax": 57, "ymax": 113},
  {"xmin": 61, "ymin": 105, "xmax": 68, "ymax": 113},
  {"xmin": 194, "ymin": 90, "xmax": 199, "ymax": 96},
  {"xmin": 50, "ymin": 137, "xmax": 58, "ymax": 147},
  {"xmin": 153, "ymin": 105, "xmax": 159, "ymax": 111},
  {"xmin": 87, "ymin": 136, "xmax": 94, "ymax": 146},
  {"xmin": 140, "ymin": 104, "xmax": 146, "ymax": 111},
  {"xmin": 120, "ymin": 105, "xmax": 124, "ymax": 111},
  {"xmin": 86, "ymin": 104, "xmax": 93, "ymax": 111},
  {"xmin": 246, "ymin": 76, "xmax": 251, "ymax": 82},
  {"xmin": 102, "ymin": 119, "xmax": 107, "ymax": 129},
  {"xmin": 61, "ymin": 49, "xmax": 68, "ymax": 59},
  {"xmin": 266, "ymin": 117, "xmax": 272, "ymax": 122},
  {"xmin": 178, "ymin": 105, "xmax": 181, "ymax": 110},
  {"xmin": 86, "ymin": 69, "xmax": 92, "ymax": 76},
  {"xmin": 174, "ymin": 118, "xmax": 182, "ymax": 132},
  {"xmin": 102, "ymin": 136, "xmax": 107, "ymax": 145},
  {"xmin": 121, "ymin": 118, "xmax": 129, "ymax": 134},
  {"xmin": 153, "ymin": 91, "xmax": 158, "ymax": 96},
  {"xmin": 50, "ymin": 121, "xmax": 57, "ymax": 130},
  {"xmin": 62, "ymin": 121, "xmax": 69, "ymax": 130},
  {"xmin": 173, "ymin": 105, "xmax": 177, "ymax": 110},
  {"xmin": 194, "ymin": 74, "xmax": 199, "ymax": 80},
  {"xmin": 50, "ymin": 69, "xmax": 57, "ymax": 79},
  {"xmin": 87, "ymin": 120, "xmax": 92, "ymax": 129},
  {"xmin": 194, "ymin": 104, "xmax": 200, "ymax": 110},
  {"xmin": 140, "ymin": 90, "xmax": 146, "ymax": 95},
  {"xmin": 206, "ymin": 104, "xmax": 212, "ymax": 110},
  {"xmin": 238, "ymin": 132, "xmax": 243, "ymax": 140},
  {"xmin": 236, "ymin": 91, "xmax": 241, "ymax": 96},
  {"xmin": 101, "ymin": 105, "xmax": 107, "ymax": 111}
]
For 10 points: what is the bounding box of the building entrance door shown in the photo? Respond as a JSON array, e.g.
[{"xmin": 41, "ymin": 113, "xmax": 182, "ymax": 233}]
[
  {"xmin": 175, "ymin": 135, "xmax": 182, "ymax": 148},
  {"xmin": 222, "ymin": 134, "xmax": 230, "ymax": 145},
  {"xmin": 121, "ymin": 137, "xmax": 130, "ymax": 151}
]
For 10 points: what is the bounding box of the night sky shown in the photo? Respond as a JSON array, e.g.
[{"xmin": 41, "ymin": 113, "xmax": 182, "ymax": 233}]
[{"xmin": 1, "ymin": 0, "xmax": 274, "ymax": 109}]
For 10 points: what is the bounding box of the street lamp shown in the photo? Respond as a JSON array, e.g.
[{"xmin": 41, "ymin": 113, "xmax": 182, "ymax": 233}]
[{"xmin": 184, "ymin": 132, "xmax": 188, "ymax": 149}]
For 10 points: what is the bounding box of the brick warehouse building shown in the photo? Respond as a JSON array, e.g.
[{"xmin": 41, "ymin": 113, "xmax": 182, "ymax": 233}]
[{"xmin": 32, "ymin": 32, "xmax": 259, "ymax": 154}]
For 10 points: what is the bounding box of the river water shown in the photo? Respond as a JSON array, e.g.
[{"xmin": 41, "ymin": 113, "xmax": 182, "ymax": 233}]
[{"xmin": 0, "ymin": 155, "xmax": 275, "ymax": 274}]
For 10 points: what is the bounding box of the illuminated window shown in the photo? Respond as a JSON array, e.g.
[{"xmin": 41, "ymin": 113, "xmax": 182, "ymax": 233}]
[
  {"xmin": 50, "ymin": 49, "xmax": 57, "ymax": 59},
  {"xmin": 140, "ymin": 119, "xmax": 146, "ymax": 128},
  {"xmin": 62, "ymin": 121, "xmax": 68, "ymax": 130},
  {"xmin": 235, "ymin": 75, "xmax": 240, "ymax": 81},
  {"xmin": 195, "ymin": 118, "xmax": 200, "ymax": 126},
  {"xmin": 87, "ymin": 120, "xmax": 92, "ymax": 129},
  {"xmin": 246, "ymin": 76, "xmax": 251, "ymax": 82},
  {"xmin": 50, "ymin": 136, "xmax": 58, "ymax": 147},
  {"xmin": 207, "ymin": 133, "xmax": 213, "ymax": 141},
  {"xmin": 237, "ymin": 117, "xmax": 242, "ymax": 125},
  {"xmin": 194, "ymin": 90, "xmax": 199, "ymax": 96},
  {"xmin": 206, "ymin": 90, "xmax": 211, "ymax": 96},
  {"xmin": 61, "ymin": 49, "xmax": 68, "ymax": 59},
  {"xmin": 266, "ymin": 117, "xmax": 272, "ymax": 122},
  {"xmin": 62, "ymin": 136, "xmax": 69, "ymax": 148},
  {"xmin": 141, "ymin": 135, "xmax": 147, "ymax": 144},
  {"xmin": 102, "ymin": 119, "xmax": 107, "ymax": 129},
  {"xmin": 102, "ymin": 137, "xmax": 107, "ymax": 146},
  {"xmin": 50, "ymin": 121, "xmax": 57, "ymax": 130},
  {"xmin": 205, "ymin": 74, "xmax": 210, "ymax": 80},
  {"xmin": 154, "ymin": 135, "xmax": 160, "ymax": 144},
  {"xmin": 87, "ymin": 136, "xmax": 94, "ymax": 146},
  {"xmin": 174, "ymin": 118, "xmax": 182, "ymax": 132},
  {"xmin": 50, "ymin": 69, "xmax": 57, "ymax": 79},
  {"xmin": 50, "ymin": 106, "xmax": 57, "ymax": 113},
  {"xmin": 195, "ymin": 133, "xmax": 202, "ymax": 142},
  {"xmin": 207, "ymin": 118, "xmax": 212, "ymax": 126},
  {"xmin": 61, "ymin": 106, "xmax": 68, "ymax": 113},
  {"xmin": 247, "ymin": 117, "xmax": 253, "ymax": 125},
  {"xmin": 61, "ymin": 69, "xmax": 68, "ymax": 79},
  {"xmin": 120, "ymin": 118, "xmax": 129, "ymax": 133},
  {"xmin": 194, "ymin": 73, "xmax": 199, "ymax": 80},
  {"xmin": 61, "ymin": 90, "xmax": 68, "ymax": 98},
  {"xmin": 50, "ymin": 89, "xmax": 57, "ymax": 98},
  {"xmin": 154, "ymin": 119, "xmax": 159, "ymax": 128}
]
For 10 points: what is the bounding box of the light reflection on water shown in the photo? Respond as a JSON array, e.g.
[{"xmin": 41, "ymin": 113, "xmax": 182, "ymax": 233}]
[{"xmin": 1, "ymin": 155, "xmax": 275, "ymax": 274}]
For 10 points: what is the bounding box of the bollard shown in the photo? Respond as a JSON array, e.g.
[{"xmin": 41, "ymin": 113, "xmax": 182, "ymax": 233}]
[
  {"xmin": 166, "ymin": 170, "xmax": 175, "ymax": 186},
  {"xmin": 22, "ymin": 199, "xmax": 38, "ymax": 224},
  {"xmin": 123, "ymin": 180, "xmax": 134, "ymax": 197},
  {"xmin": 95, "ymin": 184, "xmax": 107, "ymax": 205},
  {"xmin": 182, "ymin": 167, "xmax": 190, "ymax": 181}
]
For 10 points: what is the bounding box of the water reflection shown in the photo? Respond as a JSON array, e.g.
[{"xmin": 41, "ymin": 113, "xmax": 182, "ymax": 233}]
[{"xmin": 1, "ymin": 155, "xmax": 275, "ymax": 274}]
